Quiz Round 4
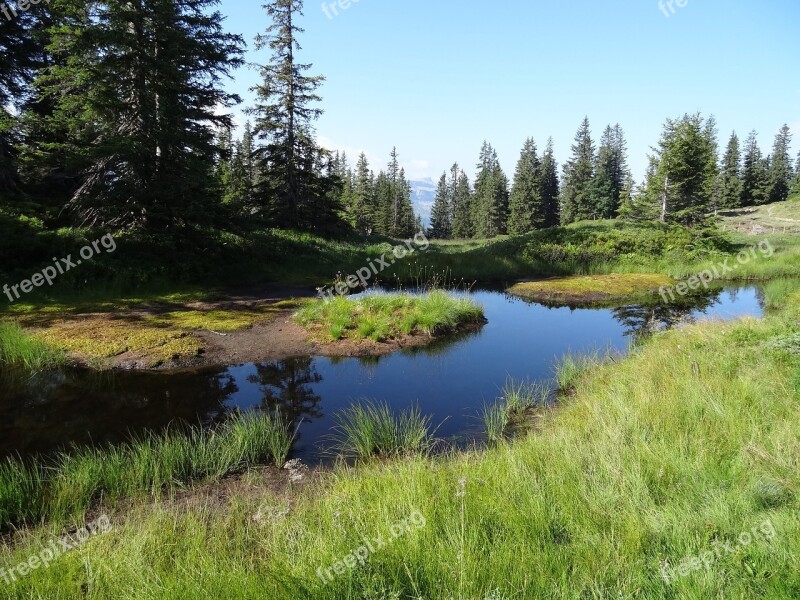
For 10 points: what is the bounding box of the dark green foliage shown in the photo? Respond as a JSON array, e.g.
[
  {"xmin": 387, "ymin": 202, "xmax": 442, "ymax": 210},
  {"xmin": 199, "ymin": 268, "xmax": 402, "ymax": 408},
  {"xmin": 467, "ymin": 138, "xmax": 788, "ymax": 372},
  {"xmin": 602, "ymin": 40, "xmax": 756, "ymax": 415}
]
[
  {"xmin": 539, "ymin": 138, "xmax": 561, "ymax": 227},
  {"xmin": 561, "ymin": 117, "xmax": 596, "ymax": 224},
  {"xmin": 250, "ymin": 0, "xmax": 340, "ymax": 231},
  {"xmin": 508, "ymin": 138, "xmax": 543, "ymax": 235},
  {"xmin": 718, "ymin": 131, "xmax": 743, "ymax": 210},
  {"xmin": 741, "ymin": 131, "xmax": 771, "ymax": 207},
  {"xmin": 472, "ymin": 141, "xmax": 508, "ymax": 238},
  {"xmin": 429, "ymin": 173, "xmax": 451, "ymax": 238},
  {"xmin": 451, "ymin": 165, "xmax": 474, "ymax": 239},
  {"xmin": 767, "ymin": 124, "xmax": 794, "ymax": 203},
  {"xmin": 592, "ymin": 124, "xmax": 629, "ymax": 218},
  {"xmin": 644, "ymin": 113, "xmax": 718, "ymax": 226},
  {"xmin": 30, "ymin": 0, "xmax": 244, "ymax": 231}
]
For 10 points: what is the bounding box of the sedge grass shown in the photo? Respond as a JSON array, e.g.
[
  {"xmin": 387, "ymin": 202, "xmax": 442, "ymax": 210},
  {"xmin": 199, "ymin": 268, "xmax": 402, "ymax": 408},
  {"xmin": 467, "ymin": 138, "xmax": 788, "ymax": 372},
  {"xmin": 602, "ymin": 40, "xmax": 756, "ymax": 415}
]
[
  {"xmin": 0, "ymin": 321, "xmax": 65, "ymax": 370},
  {"xmin": 0, "ymin": 411, "xmax": 294, "ymax": 529}
]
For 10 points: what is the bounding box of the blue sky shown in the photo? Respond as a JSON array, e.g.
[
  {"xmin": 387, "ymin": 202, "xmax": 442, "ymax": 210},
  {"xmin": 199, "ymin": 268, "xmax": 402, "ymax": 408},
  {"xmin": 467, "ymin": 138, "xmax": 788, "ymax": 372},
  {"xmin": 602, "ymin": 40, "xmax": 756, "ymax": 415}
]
[{"xmin": 219, "ymin": 0, "xmax": 800, "ymax": 184}]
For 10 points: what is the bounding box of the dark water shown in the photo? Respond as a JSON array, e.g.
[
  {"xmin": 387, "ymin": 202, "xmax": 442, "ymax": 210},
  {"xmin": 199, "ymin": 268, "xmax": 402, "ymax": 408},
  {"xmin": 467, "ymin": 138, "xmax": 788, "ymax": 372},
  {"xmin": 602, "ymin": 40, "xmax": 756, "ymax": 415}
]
[{"xmin": 0, "ymin": 286, "xmax": 765, "ymax": 462}]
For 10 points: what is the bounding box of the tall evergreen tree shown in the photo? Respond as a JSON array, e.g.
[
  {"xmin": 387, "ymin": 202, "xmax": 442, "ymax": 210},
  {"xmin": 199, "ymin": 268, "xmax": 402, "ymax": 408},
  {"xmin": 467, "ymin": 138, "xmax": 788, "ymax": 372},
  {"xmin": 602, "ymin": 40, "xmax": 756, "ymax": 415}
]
[
  {"xmin": 592, "ymin": 124, "xmax": 629, "ymax": 218},
  {"xmin": 718, "ymin": 132, "xmax": 742, "ymax": 210},
  {"xmin": 33, "ymin": 0, "xmax": 244, "ymax": 229},
  {"xmin": 767, "ymin": 124, "xmax": 794, "ymax": 203},
  {"xmin": 740, "ymin": 131, "xmax": 770, "ymax": 207},
  {"xmin": 792, "ymin": 151, "xmax": 800, "ymax": 196},
  {"xmin": 508, "ymin": 138, "xmax": 542, "ymax": 235},
  {"xmin": 473, "ymin": 141, "xmax": 508, "ymax": 238},
  {"xmin": 251, "ymin": 0, "xmax": 332, "ymax": 228},
  {"xmin": 429, "ymin": 173, "xmax": 451, "ymax": 238},
  {"xmin": 539, "ymin": 138, "xmax": 560, "ymax": 227},
  {"xmin": 350, "ymin": 152, "xmax": 373, "ymax": 232},
  {"xmin": 451, "ymin": 169, "xmax": 473, "ymax": 239},
  {"xmin": 561, "ymin": 117, "xmax": 596, "ymax": 223},
  {"xmin": 644, "ymin": 113, "xmax": 718, "ymax": 225}
]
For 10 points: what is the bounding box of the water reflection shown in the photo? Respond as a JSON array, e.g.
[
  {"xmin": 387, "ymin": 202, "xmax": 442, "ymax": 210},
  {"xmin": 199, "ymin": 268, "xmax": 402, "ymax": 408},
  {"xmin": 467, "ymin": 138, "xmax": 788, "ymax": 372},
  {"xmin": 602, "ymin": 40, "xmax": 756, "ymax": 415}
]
[{"xmin": 0, "ymin": 284, "xmax": 767, "ymax": 462}]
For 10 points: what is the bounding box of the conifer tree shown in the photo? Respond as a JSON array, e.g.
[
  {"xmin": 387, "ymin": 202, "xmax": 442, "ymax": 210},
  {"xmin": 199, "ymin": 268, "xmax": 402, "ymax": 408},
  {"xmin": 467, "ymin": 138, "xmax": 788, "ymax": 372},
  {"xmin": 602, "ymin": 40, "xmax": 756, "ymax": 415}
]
[
  {"xmin": 718, "ymin": 132, "xmax": 742, "ymax": 210},
  {"xmin": 351, "ymin": 153, "xmax": 373, "ymax": 233},
  {"xmin": 767, "ymin": 124, "xmax": 793, "ymax": 203},
  {"xmin": 508, "ymin": 138, "xmax": 542, "ymax": 234},
  {"xmin": 561, "ymin": 117, "xmax": 596, "ymax": 223},
  {"xmin": 473, "ymin": 141, "xmax": 508, "ymax": 238},
  {"xmin": 792, "ymin": 151, "xmax": 800, "ymax": 196},
  {"xmin": 252, "ymin": 0, "xmax": 333, "ymax": 228},
  {"xmin": 592, "ymin": 124, "xmax": 629, "ymax": 218},
  {"xmin": 539, "ymin": 138, "xmax": 560, "ymax": 228},
  {"xmin": 740, "ymin": 131, "xmax": 770, "ymax": 206},
  {"xmin": 644, "ymin": 113, "xmax": 718, "ymax": 225},
  {"xmin": 451, "ymin": 169, "xmax": 473, "ymax": 239},
  {"xmin": 33, "ymin": 0, "xmax": 244, "ymax": 229},
  {"xmin": 429, "ymin": 173, "xmax": 451, "ymax": 238}
]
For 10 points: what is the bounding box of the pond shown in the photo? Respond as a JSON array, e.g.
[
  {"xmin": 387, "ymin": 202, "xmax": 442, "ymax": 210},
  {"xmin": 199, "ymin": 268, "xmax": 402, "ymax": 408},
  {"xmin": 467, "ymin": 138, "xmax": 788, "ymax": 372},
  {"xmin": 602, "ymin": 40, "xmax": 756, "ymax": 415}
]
[{"xmin": 0, "ymin": 285, "xmax": 765, "ymax": 463}]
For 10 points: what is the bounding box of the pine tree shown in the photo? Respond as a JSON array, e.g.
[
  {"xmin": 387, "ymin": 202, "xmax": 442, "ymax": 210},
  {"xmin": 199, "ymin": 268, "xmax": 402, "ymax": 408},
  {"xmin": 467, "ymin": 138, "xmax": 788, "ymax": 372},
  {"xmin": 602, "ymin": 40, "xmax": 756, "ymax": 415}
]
[
  {"xmin": 451, "ymin": 169, "xmax": 473, "ymax": 239},
  {"xmin": 251, "ymin": 0, "xmax": 332, "ymax": 228},
  {"xmin": 395, "ymin": 167, "xmax": 416, "ymax": 237},
  {"xmin": 561, "ymin": 117, "xmax": 596, "ymax": 224},
  {"xmin": 767, "ymin": 124, "xmax": 793, "ymax": 203},
  {"xmin": 645, "ymin": 113, "xmax": 718, "ymax": 225},
  {"xmin": 508, "ymin": 138, "xmax": 542, "ymax": 235},
  {"xmin": 792, "ymin": 151, "xmax": 800, "ymax": 196},
  {"xmin": 33, "ymin": 0, "xmax": 244, "ymax": 230},
  {"xmin": 429, "ymin": 173, "xmax": 451, "ymax": 238},
  {"xmin": 539, "ymin": 138, "xmax": 560, "ymax": 227},
  {"xmin": 741, "ymin": 131, "xmax": 770, "ymax": 206},
  {"xmin": 718, "ymin": 132, "xmax": 742, "ymax": 210},
  {"xmin": 351, "ymin": 153, "xmax": 373, "ymax": 233},
  {"xmin": 473, "ymin": 141, "xmax": 508, "ymax": 238},
  {"xmin": 592, "ymin": 124, "xmax": 629, "ymax": 218}
]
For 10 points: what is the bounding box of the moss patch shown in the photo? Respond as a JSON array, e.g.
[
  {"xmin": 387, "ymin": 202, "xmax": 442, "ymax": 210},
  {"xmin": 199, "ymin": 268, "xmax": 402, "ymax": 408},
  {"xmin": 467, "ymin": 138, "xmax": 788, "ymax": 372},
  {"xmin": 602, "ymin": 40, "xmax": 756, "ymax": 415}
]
[
  {"xmin": 33, "ymin": 318, "xmax": 204, "ymax": 367},
  {"xmin": 508, "ymin": 273, "xmax": 675, "ymax": 306}
]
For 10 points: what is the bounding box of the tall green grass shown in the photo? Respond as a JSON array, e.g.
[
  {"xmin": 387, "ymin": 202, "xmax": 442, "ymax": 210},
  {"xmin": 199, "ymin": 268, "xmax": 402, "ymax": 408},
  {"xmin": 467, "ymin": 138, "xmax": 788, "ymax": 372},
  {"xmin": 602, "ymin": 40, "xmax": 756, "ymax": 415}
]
[
  {"xmin": 481, "ymin": 379, "xmax": 550, "ymax": 443},
  {"xmin": 332, "ymin": 401, "xmax": 434, "ymax": 459},
  {"xmin": 294, "ymin": 290, "xmax": 485, "ymax": 342},
  {"xmin": 0, "ymin": 411, "xmax": 294, "ymax": 528},
  {"xmin": 0, "ymin": 321, "xmax": 64, "ymax": 370}
]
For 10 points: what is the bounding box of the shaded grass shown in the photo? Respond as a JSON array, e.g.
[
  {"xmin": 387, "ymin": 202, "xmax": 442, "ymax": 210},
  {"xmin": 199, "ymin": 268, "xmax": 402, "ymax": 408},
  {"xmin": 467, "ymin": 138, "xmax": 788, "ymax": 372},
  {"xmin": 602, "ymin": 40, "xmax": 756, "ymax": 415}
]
[
  {"xmin": 294, "ymin": 291, "xmax": 485, "ymax": 342},
  {"xmin": 332, "ymin": 401, "xmax": 434, "ymax": 460},
  {"xmin": 0, "ymin": 321, "xmax": 65, "ymax": 370},
  {"xmin": 0, "ymin": 411, "xmax": 294, "ymax": 529}
]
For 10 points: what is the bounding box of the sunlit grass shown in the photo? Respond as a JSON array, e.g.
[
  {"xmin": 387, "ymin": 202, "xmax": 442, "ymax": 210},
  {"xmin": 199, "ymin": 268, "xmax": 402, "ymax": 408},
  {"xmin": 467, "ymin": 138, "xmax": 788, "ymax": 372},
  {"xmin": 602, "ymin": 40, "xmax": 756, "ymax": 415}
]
[
  {"xmin": 0, "ymin": 321, "xmax": 65, "ymax": 370},
  {"xmin": 294, "ymin": 291, "xmax": 485, "ymax": 342}
]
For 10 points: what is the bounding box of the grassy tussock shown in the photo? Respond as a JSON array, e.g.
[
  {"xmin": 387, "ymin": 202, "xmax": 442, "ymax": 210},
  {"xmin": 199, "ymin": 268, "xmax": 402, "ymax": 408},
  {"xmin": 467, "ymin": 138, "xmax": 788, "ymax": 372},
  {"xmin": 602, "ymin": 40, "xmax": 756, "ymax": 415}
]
[
  {"xmin": 294, "ymin": 291, "xmax": 485, "ymax": 342},
  {"xmin": 332, "ymin": 401, "xmax": 434, "ymax": 459},
  {"xmin": 482, "ymin": 380, "xmax": 550, "ymax": 443},
  {"xmin": 0, "ymin": 321, "xmax": 64, "ymax": 370},
  {"xmin": 0, "ymin": 411, "xmax": 294, "ymax": 529}
]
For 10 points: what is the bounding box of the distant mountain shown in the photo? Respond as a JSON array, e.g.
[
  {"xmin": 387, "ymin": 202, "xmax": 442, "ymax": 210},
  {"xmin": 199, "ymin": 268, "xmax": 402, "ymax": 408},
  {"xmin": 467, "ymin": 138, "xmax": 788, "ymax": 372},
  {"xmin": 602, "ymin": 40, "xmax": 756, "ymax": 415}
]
[{"xmin": 409, "ymin": 178, "xmax": 437, "ymax": 228}]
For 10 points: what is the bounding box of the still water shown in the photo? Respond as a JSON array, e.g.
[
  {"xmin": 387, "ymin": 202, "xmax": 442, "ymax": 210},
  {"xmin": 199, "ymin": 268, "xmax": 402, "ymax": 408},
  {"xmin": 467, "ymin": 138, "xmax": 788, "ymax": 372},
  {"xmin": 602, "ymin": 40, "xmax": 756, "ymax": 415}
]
[{"xmin": 0, "ymin": 286, "xmax": 764, "ymax": 462}]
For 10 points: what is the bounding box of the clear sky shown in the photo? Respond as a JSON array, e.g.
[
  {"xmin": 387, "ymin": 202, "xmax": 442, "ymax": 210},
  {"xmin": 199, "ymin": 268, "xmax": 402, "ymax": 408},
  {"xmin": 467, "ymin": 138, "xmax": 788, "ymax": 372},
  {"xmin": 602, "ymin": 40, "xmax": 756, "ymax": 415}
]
[{"xmin": 218, "ymin": 0, "xmax": 800, "ymax": 184}]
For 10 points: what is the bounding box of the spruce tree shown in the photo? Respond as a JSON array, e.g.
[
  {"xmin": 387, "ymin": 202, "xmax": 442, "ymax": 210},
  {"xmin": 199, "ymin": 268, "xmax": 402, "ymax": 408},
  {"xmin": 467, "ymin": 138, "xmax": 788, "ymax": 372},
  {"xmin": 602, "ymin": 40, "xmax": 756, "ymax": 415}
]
[
  {"xmin": 351, "ymin": 153, "xmax": 373, "ymax": 233},
  {"xmin": 718, "ymin": 132, "xmax": 742, "ymax": 210},
  {"xmin": 508, "ymin": 138, "xmax": 542, "ymax": 235},
  {"xmin": 561, "ymin": 117, "xmax": 596, "ymax": 223},
  {"xmin": 251, "ymin": 0, "xmax": 331, "ymax": 228},
  {"xmin": 767, "ymin": 124, "xmax": 793, "ymax": 203},
  {"xmin": 792, "ymin": 151, "xmax": 800, "ymax": 196},
  {"xmin": 645, "ymin": 113, "xmax": 718, "ymax": 225},
  {"xmin": 429, "ymin": 173, "xmax": 451, "ymax": 238},
  {"xmin": 33, "ymin": 0, "xmax": 244, "ymax": 230},
  {"xmin": 592, "ymin": 124, "xmax": 629, "ymax": 218},
  {"xmin": 741, "ymin": 131, "xmax": 770, "ymax": 206},
  {"xmin": 451, "ymin": 169, "xmax": 473, "ymax": 239},
  {"xmin": 539, "ymin": 138, "xmax": 560, "ymax": 228},
  {"xmin": 473, "ymin": 141, "xmax": 508, "ymax": 238}
]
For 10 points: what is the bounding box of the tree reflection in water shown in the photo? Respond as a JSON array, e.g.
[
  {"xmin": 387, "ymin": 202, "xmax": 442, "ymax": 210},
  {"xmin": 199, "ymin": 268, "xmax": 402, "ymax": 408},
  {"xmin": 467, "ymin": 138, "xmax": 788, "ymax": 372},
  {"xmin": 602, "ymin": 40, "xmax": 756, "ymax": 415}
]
[{"xmin": 248, "ymin": 357, "xmax": 324, "ymax": 425}]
